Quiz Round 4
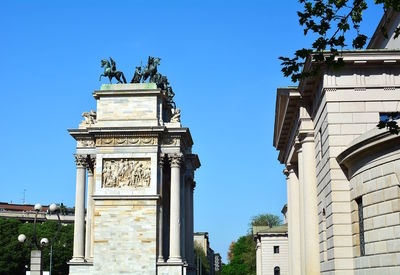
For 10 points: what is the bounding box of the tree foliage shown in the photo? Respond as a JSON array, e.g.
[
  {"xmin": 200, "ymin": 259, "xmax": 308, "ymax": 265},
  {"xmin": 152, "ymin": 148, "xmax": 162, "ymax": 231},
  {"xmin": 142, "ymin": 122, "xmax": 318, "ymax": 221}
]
[
  {"xmin": 222, "ymin": 213, "xmax": 282, "ymax": 275},
  {"xmin": 194, "ymin": 243, "xmax": 210, "ymax": 275},
  {"xmin": 221, "ymin": 235, "xmax": 256, "ymax": 275},
  {"xmin": 280, "ymin": 0, "xmax": 400, "ymax": 83},
  {"xmin": 0, "ymin": 218, "xmax": 73, "ymax": 275},
  {"xmin": 249, "ymin": 213, "xmax": 282, "ymax": 233}
]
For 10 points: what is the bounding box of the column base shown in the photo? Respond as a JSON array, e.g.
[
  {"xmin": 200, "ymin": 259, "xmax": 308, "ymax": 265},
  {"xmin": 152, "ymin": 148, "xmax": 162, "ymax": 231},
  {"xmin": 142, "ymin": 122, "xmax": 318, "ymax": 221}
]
[
  {"xmin": 167, "ymin": 256, "xmax": 183, "ymax": 263},
  {"xmin": 69, "ymin": 256, "xmax": 86, "ymax": 263},
  {"xmin": 157, "ymin": 256, "xmax": 165, "ymax": 263}
]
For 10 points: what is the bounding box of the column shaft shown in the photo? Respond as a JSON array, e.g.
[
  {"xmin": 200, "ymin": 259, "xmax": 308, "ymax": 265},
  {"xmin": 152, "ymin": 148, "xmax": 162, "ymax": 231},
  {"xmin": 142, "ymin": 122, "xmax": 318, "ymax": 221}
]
[
  {"xmin": 72, "ymin": 155, "xmax": 86, "ymax": 261},
  {"xmin": 298, "ymin": 149, "xmax": 306, "ymax": 275},
  {"xmin": 158, "ymin": 155, "xmax": 165, "ymax": 262},
  {"xmin": 168, "ymin": 155, "xmax": 182, "ymax": 262},
  {"xmin": 301, "ymin": 136, "xmax": 320, "ymax": 275},
  {"xmin": 85, "ymin": 160, "xmax": 94, "ymax": 260},
  {"xmin": 286, "ymin": 166, "xmax": 301, "ymax": 275},
  {"xmin": 285, "ymin": 169, "xmax": 293, "ymax": 275}
]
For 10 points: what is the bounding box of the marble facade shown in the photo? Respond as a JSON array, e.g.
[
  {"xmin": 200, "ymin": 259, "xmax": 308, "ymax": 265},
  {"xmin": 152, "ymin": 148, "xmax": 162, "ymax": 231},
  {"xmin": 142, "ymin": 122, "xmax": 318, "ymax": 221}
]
[{"xmin": 68, "ymin": 83, "xmax": 200, "ymax": 274}]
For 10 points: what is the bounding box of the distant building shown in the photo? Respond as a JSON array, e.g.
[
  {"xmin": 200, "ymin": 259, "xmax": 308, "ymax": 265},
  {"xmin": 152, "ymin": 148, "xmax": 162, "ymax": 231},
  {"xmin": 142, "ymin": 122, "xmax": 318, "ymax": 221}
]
[
  {"xmin": 0, "ymin": 202, "xmax": 74, "ymax": 223},
  {"xmin": 214, "ymin": 253, "xmax": 222, "ymax": 273},
  {"xmin": 194, "ymin": 232, "xmax": 216, "ymax": 275},
  {"xmin": 253, "ymin": 224, "xmax": 288, "ymax": 275}
]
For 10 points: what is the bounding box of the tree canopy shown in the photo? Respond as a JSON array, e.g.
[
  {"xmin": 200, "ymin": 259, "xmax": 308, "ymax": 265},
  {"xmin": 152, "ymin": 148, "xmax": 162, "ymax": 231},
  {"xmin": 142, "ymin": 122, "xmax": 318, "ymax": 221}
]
[
  {"xmin": 280, "ymin": 0, "xmax": 400, "ymax": 83},
  {"xmin": 222, "ymin": 213, "xmax": 282, "ymax": 275},
  {"xmin": 249, "ymin": 213, "xmax": 282, "ymax": 232},
  {"xmin": 0, "ymin": 218, "xmax": 73, "ymax": 275}
]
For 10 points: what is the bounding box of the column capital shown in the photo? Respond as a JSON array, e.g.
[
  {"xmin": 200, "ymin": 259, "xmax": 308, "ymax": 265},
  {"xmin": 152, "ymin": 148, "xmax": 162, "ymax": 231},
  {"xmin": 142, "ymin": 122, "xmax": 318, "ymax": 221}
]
[
  {"xmin": 159, "ymin": 153, "xmax": 166, "ymax": 167},
  {"xmin": 169, "ymin": 153, "xmax": 183, "ymax": 168},
  {"xmin": 74, "ymin": 154, "xmax": 88, "ymax": 168}
]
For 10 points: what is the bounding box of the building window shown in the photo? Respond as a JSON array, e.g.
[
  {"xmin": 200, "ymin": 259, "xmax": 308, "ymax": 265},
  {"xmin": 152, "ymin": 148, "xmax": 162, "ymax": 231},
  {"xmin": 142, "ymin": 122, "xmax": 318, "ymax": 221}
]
[
  {"xmin": 274, "ymin": 266, "xmax": 280, "ymax": 275},
  {"xmin": 273, "ymin": 246, "xmax": 279, "ymax": 254},
  {"xmin": 356, "ymin": 196, "xmax": 365, "ymax": 256}
]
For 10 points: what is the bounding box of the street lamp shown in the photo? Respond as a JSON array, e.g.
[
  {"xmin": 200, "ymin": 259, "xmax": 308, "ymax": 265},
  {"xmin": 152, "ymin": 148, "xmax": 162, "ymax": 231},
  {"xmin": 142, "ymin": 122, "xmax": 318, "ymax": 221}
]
[{"xmin": 18, "ymin": 203, "xmax": 62, "ymax": 275}]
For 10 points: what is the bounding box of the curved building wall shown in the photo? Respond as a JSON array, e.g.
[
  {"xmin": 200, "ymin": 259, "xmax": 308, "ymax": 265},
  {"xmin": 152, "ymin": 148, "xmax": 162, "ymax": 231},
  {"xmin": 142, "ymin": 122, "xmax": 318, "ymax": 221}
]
[{"xmin": 338, "ymin": 128, "xmax": 400, "ymax": 274}]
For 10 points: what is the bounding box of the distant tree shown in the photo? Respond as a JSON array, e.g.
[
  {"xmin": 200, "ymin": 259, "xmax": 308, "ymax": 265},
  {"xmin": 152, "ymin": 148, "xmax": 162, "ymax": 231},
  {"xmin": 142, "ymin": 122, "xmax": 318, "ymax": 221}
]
[
  {"xmin": 0, "ymin": 219, "xmax": 29, "ymax": 275},
  {"xmin": 194, "ymin": 243, "xmax": 210, "ymax": 275},
  {"xmin": 249, "ymin": 213, "xmax": 282, "ymax": 232},
  {"xmin": 227, "ymin": 241, "xmax": 235, "ymax": 262},
  {"xmin": 221, "ymin": 235, "xmax": 256, "ymax": 275},
  {"xmin": 0, "ymin": 218, "xmax": 73, "ymax": 275}
]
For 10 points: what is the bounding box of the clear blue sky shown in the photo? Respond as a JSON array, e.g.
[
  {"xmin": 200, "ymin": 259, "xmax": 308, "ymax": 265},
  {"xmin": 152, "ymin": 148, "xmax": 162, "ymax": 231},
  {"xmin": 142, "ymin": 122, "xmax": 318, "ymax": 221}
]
[{"xmin": 0, "ymin": 0, "xmax": 382, "ymax": 262}]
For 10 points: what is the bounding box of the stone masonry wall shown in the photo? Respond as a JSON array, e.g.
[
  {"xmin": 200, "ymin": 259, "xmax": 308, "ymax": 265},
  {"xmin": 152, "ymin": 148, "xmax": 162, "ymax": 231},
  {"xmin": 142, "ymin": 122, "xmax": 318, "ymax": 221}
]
[
  {"xmin": 349, "ymin": 150, "xmax": 400, "ymax": 274},
  {"xmin": 93, "ymin": 199, "xmax": 157, "ymax": 275},
  {"xmin": 260, "ymin": 236, "xmax": 288, "ymax": 275},
  {"xmin": 312, "ymin": 66, "xmax": 400, "ymax": 274}
]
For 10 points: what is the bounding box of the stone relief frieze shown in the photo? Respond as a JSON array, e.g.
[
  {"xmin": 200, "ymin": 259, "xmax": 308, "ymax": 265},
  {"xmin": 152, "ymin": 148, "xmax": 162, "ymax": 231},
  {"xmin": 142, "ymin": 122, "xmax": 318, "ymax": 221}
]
[
  {"xmin": 77, "ymin": 139, "xmax": 95, "ymax": 147},
  {"xmin": 96, "ymin": 136, "xmax": 158, "ymax": 146},
  {"xmin": 162, "ymin": 137, "xmax": 179, "ymax": 146},
  {"xmin": 102, "ymin": 159, "xmax": 151, "ymax": 188}
]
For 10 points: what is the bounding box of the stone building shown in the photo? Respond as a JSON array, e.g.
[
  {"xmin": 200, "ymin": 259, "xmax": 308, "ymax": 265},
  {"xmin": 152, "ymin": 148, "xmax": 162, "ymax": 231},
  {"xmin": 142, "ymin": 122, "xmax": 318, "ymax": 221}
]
[
  {"xmin": 0, "ymin": 202, "xmax": 74, "ymax": 223},
  {"xmin": 253, "ymin": 224, "xmax": 288, "ymax": 275},
  {"xmin": 68, "ymin": 83, "xmax": 200, "ymax": 275},
  {"xmin": 214, "ymin": 253, "xmax": 222, "ymax": 273},
  {"xmin": 273, "ymin": 10, "xmax": 400, "ymax": 275}
]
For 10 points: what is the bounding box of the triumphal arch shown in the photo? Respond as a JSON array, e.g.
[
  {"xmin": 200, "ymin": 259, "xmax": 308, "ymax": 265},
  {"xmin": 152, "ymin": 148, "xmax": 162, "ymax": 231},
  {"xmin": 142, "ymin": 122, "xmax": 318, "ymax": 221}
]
[{"xmin": 67, "ymin": 58, "xmax": 200, "ymax": 274}]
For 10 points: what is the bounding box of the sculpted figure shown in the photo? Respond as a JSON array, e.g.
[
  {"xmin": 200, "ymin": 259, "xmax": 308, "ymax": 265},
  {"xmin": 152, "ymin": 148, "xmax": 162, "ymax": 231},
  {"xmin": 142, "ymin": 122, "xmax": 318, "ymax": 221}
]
[
  {"xmin": 170, "ymin": 108, "xmax": 181, "ymax": 123},
  {"xmin": 99, "ymin": 57, "xmax": 127, "ymax": 84},
  {"xmin": 130, "ymin": 65, "xmax": 142, "ymax": 83},
  {"xmin": 142, "ymin": 56, "xmax": 161, "ymax": 83},
  {"xmin": 82, "ymin": 110, "xmax": 96, "ymax": 125}
]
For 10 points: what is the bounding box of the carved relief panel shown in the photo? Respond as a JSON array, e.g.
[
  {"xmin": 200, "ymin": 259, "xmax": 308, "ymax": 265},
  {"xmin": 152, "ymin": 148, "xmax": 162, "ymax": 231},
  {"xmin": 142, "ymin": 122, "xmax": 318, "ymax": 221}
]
[{"xmin": 102, "ymin": 159, "xmax": 151, "ymax": 188}]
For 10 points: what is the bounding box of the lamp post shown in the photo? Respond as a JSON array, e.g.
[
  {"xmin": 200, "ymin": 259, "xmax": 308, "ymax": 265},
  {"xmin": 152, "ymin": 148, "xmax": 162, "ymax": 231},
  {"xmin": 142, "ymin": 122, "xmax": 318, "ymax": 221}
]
[{"xmin": 18, "ymin": 203, "xmax": 61, "ymax": 275}]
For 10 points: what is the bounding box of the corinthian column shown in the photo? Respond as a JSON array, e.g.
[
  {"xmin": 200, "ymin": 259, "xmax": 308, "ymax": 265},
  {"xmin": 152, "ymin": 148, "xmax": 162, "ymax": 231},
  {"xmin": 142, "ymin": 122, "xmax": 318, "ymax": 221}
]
[
  {"xmin": 168, "ymin": 154, "xmax": 183, "ymax": 262},
  {"xmin": 157, "ymin": 154, "xmax": 165, "ymax": 262},
  {"xmin": 300, "ymin": 134, "xmax": 320, "ymax": 275},
  {"xmin": 72, "ymin": 154, "xmax": 87, "ymax": 262},
  {"xmin": 85, "ymin": 156, "xmax": 95, "ymax": 260}
]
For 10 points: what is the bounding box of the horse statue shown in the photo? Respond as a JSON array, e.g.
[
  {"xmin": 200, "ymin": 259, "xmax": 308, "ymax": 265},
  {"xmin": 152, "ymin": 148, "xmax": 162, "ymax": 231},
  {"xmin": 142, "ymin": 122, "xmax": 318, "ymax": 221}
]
[
  {"xmin": 142, "ymin": 56, "xmax": 161, "ymax": 83},
  {"xmin": 99, "ymin": 57, "xmax": 127, "ymax": 84}
]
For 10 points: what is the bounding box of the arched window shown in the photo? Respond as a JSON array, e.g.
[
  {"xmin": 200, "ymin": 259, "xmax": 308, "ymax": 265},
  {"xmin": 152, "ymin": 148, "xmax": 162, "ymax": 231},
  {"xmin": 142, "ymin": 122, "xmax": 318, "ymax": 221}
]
[{"xmin": 274, "ymin": 266, "xmax": 280, "ymax": 275}]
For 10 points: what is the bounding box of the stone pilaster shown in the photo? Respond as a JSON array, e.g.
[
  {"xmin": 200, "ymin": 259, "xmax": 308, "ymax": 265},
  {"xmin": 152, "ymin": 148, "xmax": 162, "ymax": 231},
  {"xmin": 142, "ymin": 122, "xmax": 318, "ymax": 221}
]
[
  {"xmin": 300, "ymin": 134, "xmax": 320, "ymax": 275},
  {"xmin": 158, "ymin": 153, "xmax": 166, "ymax": 262},
  {"xmin": 72, "ymin": 154, "xmax": 87, "ymax": 262},
  {"xmin": 85, "ymin": 155, "xmax": 96, "ymax": 260},
  {"xmin": 256, "ymin": 238, "xmax": 262, "ymax": 275},
  {"xmin": 168, "ymin": 153, "xmax": 183, "ymax": 262}
]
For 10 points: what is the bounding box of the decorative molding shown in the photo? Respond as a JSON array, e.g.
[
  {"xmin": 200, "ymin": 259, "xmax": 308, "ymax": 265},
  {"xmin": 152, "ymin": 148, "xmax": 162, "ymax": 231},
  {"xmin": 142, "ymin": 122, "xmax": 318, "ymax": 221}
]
[
  {"xmin": 102, "ymin": 159, "xmax": 151, "ymax": 188},
  {"xmin": 96, "ymin": 136, "xmax": 158, "ymax": 146},
  {"xmin": 75, "ymin": 155, "xmax": 88, "ymax": 168}
]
